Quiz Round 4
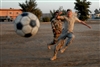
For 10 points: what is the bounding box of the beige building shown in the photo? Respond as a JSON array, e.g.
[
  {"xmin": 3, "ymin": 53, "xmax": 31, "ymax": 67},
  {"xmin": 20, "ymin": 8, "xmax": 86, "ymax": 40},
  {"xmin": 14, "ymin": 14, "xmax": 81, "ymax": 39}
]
[{"xmin": 0, "ymin": 9, "xmax": 22, "ymax": 20}]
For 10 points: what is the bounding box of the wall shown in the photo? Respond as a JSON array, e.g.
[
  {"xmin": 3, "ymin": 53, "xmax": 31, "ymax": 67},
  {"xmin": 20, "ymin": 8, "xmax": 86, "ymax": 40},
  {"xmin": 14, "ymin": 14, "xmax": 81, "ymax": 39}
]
[{"xmin": 0, "ymin": 9, "xmax": 22, "ymax": 20}]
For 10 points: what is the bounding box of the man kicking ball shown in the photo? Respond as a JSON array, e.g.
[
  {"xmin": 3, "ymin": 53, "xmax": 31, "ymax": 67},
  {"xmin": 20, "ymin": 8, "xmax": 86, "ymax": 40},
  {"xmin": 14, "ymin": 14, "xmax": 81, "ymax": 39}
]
[{"xmin": 50, "ymin": 9, "xmax": 91, "ymax": 61}]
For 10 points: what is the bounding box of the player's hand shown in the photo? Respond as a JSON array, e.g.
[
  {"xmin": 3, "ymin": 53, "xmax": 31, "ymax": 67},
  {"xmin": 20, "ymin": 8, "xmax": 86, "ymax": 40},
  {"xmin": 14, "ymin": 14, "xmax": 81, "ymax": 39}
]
[
  {"xmin": 57, "ymin": 16, "xmax": 60, "ymax": 19},
  {"xmin": 88, "ymin": 25, "xmax": 91, "ymax": 29}
]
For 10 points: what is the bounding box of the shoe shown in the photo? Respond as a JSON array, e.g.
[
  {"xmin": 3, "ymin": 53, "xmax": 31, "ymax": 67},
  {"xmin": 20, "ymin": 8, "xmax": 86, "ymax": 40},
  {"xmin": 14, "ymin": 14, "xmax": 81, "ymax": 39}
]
[
  {"xmin": 60, "ymin": 47, "xmax": 68, "ymax": 53},
  {"xmin": 47, "ymin": 44, "xmax": 51, "ymax": 50},
  {"xmin": 60, "ymin": 48, "xmax": 66, "ymax": 53},
  {"xmin": 50, "ymin": 56, "xmax": 57, "ymax": 61}
]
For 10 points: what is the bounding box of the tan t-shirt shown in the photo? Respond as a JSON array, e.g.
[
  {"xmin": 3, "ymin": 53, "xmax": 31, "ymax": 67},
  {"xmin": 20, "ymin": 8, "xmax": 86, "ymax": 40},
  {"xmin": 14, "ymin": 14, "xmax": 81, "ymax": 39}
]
[{"xmin": 60, "ymin": 16, "xmax": 80, "ymax": 33}]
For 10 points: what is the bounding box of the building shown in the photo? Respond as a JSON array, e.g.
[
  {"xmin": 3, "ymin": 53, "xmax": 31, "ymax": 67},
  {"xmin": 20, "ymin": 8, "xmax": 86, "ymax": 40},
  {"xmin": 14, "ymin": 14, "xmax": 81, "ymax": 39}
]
[
  {"xmin": 95, "ymin": 13, "xmax": 100, "ymax": 18},
  {"xmin": 0, "ymin": 8, "xmax": 52, "ymax": 22},
  {"xmin": 0, "ymin": 8, "xmax": 22, "ymax": 20}
]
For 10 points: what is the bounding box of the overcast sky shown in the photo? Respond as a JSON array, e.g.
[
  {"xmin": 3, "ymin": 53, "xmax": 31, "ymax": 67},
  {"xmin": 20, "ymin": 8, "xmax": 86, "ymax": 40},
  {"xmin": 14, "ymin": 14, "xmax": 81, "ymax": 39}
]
[{"xmin": 0, "ymin": 0, "xmax": 100, "ymax": 13}]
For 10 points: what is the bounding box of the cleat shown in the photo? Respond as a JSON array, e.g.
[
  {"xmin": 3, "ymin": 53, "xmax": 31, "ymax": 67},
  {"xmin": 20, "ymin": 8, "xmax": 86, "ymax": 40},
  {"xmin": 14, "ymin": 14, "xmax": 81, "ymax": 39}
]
[
  {"xmin": 60, "ymin": 47, "xmax": 68, "ymax": 53},
  {"xmin": 50, "ymin": 56, "xmax": 57, "ymax": 61},
  {"xmin": 60, "ymin": 48, "xmax": 66, "ymax": 53},
  {"xmin": 47, "ymin": 44, "xmax": 51, "ymax": 50}
]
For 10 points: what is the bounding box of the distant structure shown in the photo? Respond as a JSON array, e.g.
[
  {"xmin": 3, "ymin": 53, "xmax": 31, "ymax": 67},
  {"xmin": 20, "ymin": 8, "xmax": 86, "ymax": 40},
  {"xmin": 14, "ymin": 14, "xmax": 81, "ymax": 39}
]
[
  {"xmin": 92, "ymin": 8, "xmax": 100, "ymax": 19},
  {"xmin": 42, "ymin": 13, "xmax": 51, "ymax": 18},
  {"xmin": 0, "ymin": 8, "xmax": 22, "ymax": 21},
  {"xmin": 95, "ymin": 13, "xmax": 100, "ymax": 18},
  {"xmin": 0, "ymin": 8, "xmax": 52, "ymax": 22},
  {"xmin": 89, "ymin": 13, "xmax": 100, "ymax": 19}
]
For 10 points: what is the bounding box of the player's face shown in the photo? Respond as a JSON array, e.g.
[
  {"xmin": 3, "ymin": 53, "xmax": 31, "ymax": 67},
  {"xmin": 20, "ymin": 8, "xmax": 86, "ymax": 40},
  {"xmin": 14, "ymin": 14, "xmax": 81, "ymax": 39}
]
[{"xmin": 67, "ymin": 11, "xmax": 72, "ymax": 17}]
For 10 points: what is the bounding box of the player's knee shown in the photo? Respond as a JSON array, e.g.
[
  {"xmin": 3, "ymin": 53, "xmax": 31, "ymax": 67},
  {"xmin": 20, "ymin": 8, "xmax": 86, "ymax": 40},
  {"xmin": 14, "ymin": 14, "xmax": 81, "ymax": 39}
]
[
  {"xmin": 72, "ymin": 35, "xmax": 75, "ymax": 39},
  {"xmin": 68, "ymin": 34, "xmax": 75, "ymax": 39}
]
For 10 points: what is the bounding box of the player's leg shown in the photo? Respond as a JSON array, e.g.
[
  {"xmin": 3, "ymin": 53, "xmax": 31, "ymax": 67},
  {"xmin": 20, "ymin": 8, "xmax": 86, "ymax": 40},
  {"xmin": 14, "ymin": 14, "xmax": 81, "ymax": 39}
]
[
  {"xmin": 59, "ymin": 39, "xmax": 65, "ymax": 50},
  {"xmin": 47, "ymin": 34, "xmax": 60, "ymax": 50},
  {"xmin": 60, "ymin": 33, "xmax": 75, "ymax": 53},
  {"xmin": 47, "ymin": 40, "xmax": 57, "ymax": 49},
  {"xmin": 50, "ymin": 33, "xmax": 66, "ymax": 60},
  {"xmin": 50, "ymin": 39, "xmax": 64, "ymax": 60}
]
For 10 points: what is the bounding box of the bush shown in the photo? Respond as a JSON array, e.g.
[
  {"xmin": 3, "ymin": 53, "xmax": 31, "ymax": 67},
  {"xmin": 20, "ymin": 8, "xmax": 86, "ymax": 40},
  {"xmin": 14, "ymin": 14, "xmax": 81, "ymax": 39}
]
[
  {"xmin": 95, "ymin": 17, "xmax": 100, "ymax": 19},
  {"xmin": 42, "ymin": 17, "xmax": 50, "ymax": 22}
]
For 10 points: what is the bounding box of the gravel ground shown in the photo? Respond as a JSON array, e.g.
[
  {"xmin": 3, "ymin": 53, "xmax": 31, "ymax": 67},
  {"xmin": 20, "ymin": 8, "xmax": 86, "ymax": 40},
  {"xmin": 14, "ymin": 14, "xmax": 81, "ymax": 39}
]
[{"xmin": 0, "ymin": 20, "xmax": 100, "ymax": 67}]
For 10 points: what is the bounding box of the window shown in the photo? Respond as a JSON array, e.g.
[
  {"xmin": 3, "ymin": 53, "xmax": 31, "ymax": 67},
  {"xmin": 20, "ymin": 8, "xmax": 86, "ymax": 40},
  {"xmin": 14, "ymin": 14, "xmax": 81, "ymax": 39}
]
[
  {"xmin": 9, "ymin": 12, "xmax": 12, "ymax": 14},
  {"xmin": 16, "ymin": 12, "xmax": 19, "ymax": 14}
]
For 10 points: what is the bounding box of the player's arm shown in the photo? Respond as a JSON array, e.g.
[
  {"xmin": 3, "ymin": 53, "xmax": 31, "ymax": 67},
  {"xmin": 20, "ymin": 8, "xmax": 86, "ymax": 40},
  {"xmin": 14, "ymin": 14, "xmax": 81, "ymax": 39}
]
[
  {"xmin": 57, "ymin": 16, "xmax": 65, "ymax": 20},
  {"xmin": 80, "ymin": 21, "xmax": 91, "ymax": 29},
  {"xmin": 76, "ymin": 18, "xmax": 91, "ymax": 29},
  {"xmin": 51, "ymin": 21, "xmax": 55, "ymax": 30},
  {"xmin": 51, "ymin": 19, "xmax": 56, "ymax": 31}
]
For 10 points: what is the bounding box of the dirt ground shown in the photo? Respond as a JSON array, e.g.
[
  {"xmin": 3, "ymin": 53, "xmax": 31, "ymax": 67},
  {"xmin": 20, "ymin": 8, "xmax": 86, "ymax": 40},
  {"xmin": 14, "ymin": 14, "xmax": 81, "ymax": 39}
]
[{"xmin": 0, "ymin": 20, "xmax": 100, "ymax": 67}]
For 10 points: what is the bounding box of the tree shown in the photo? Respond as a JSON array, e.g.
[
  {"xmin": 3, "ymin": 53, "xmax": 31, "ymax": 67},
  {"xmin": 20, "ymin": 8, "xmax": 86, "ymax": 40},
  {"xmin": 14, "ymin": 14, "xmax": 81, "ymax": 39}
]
[
  {"xmin": 74, "ymin": 0, "xmax": 91, "ymax": 21},
  {"xmin": 42, "ymin": 17, "xmax": 50, "ymax": 22},
  {"xmin": 50, "ymin": 6, "xmax": 63, "ymax": 18},
  {"xmin": 94, "ymin": 9, "xmax": 99, "ymax": 14},
  {"xmin": 50, "ymin": 6, "xmax": 66, "ymax": 21},
  {"xmin": 19, "ymin": 0, "xmax": 42, "ymax": 20},
  {"xmin": 99, "ymin": 8, "xmax": 100, "ymax": 12}
]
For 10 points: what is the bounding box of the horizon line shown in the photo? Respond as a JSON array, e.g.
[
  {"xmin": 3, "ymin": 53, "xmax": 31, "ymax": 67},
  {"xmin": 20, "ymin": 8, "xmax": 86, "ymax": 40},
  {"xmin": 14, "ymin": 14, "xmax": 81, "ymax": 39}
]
[{"xmin": 1, "ymin": 1, "xmax": 99, "ymax": 2}]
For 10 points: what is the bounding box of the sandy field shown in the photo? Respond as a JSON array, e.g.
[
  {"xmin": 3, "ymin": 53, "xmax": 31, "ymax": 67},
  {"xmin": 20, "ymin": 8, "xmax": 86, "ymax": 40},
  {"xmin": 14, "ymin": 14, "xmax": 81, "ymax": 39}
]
[{"xmin": 0, "ymin": 20, "xmax": 100, "ymax": 67}]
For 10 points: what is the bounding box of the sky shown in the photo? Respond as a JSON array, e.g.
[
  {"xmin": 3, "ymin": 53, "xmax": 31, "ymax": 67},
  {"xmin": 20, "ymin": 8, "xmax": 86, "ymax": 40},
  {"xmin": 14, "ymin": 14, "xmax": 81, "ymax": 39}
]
[{"xmin": 0, "ymin": 0, "xmax": 100, "ymax": 13}]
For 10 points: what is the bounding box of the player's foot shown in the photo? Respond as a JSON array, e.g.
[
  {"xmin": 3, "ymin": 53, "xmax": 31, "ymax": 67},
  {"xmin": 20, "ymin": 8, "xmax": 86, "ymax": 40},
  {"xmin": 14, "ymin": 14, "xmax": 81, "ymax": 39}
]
[
  {"xmin": 60, "ymin": 47, "xmax": 68, "ymax": 53},
  {"xmin": 50, "ymin": 56, "xmax": 57, "ymax": 61},
  {"xmin": 47, "ymin": 44, "xmax": 51, "ymax": 50},
  {"xmin": 60, "ymin": 48, "xmax": 67, "ymax": 53},
  {"xmin": 60, "ymin": 48, "xmax": 65, "ymax": 53}
]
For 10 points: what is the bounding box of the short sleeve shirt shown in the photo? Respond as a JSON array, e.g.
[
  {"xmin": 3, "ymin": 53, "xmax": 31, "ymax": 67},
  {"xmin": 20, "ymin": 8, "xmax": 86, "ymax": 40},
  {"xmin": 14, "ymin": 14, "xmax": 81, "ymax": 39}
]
[{"xmin": 60, "ymin": 16, "xmax": 80, "ymax": 32}]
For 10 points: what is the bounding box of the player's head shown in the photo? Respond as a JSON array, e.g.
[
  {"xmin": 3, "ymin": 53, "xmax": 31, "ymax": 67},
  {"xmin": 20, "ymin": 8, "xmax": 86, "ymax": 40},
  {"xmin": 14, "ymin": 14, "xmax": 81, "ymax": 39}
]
[
  {"xmin": 55, "ymin": 10, "xmax": 59, "ymax": 13},
  {"xmin": 55, "ymin": 10, "xmax": 62, "ymax": 16},
  {"xmin": 54, "ymin": 10, "xmax": 62, "ymax": 19},
  {"xmin": 66, "ymin": 9, "xmax": 73, "ymax": 17}
]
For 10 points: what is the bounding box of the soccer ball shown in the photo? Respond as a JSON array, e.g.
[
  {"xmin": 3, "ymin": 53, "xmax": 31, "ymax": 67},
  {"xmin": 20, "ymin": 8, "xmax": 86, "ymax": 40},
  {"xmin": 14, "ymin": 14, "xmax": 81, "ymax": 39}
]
[{"xmin": 14, "ymin": 12, "xmax": 40, "ymax": 38}]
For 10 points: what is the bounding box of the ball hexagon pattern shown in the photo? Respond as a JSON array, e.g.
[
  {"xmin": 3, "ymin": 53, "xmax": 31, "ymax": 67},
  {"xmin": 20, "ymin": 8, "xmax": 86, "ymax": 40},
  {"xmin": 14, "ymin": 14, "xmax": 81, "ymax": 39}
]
[{"xmin": 14, "ymin": 12, "xmax": 40, "ymax": 38}]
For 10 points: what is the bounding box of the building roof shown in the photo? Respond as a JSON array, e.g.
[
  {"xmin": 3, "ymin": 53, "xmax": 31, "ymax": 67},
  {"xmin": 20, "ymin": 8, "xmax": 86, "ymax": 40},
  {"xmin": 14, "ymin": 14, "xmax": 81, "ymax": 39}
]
[{"xmin": 0, "ymin": 9, "xmax": 22, "ymax": 11}]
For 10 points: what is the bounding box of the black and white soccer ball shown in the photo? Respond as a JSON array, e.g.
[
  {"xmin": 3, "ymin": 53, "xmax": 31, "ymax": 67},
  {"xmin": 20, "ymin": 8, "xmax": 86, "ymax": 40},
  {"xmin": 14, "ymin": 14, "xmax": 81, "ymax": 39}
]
[{"xmin": 14, "ymin": 12, "xmax": 40, "ymax": 38}]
